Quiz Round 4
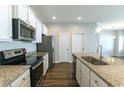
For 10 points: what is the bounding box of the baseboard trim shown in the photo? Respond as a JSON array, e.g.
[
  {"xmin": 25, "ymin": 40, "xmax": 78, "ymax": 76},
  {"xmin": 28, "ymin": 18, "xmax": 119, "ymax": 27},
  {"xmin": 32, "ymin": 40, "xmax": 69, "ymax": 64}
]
[
  {"xmin": 55, "ymin": 61, "xmax": 60, "ymax": 63},
  {"xmin": 69, "ymin": 61, "xmax": 73, "ymax": 63},
  {"xmin": 55, "ymin": 61, "xmax": 72, "ymax": 63}
]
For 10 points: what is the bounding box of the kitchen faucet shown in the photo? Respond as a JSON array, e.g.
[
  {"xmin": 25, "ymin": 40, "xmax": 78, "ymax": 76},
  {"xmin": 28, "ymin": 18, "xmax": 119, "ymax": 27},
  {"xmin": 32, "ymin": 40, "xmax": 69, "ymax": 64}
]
[{"xmin": 96, "ymin": 44, "xmax": 103, "ymax": 60}]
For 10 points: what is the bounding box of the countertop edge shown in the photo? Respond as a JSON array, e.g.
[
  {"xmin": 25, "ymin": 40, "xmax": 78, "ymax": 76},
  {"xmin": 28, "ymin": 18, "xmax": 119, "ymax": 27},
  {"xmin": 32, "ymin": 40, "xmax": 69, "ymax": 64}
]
[{"xmin": 0, "ymin": 65, "xmax": 31, "ymax": 87}]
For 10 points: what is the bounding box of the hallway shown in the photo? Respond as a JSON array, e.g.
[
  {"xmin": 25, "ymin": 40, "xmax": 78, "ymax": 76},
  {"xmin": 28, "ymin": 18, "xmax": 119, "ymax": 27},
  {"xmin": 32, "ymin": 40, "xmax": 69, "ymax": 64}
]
[{"xmin": 40, "ymin": 63, "xmax": 79, "ymax": 87}]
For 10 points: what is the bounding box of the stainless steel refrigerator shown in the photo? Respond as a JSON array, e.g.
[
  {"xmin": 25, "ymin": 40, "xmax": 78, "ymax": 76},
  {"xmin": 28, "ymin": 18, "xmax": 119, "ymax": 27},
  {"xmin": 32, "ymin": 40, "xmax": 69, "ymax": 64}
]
[{"xmin": 37, "ymin": 34, "xmax": 55, "ymax": 68}]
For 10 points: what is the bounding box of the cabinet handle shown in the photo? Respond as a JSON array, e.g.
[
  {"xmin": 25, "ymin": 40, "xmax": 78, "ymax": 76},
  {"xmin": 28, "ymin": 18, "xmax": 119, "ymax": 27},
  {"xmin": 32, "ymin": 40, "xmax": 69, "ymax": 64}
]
[
  {"xmin": 95, "ymin": 80, "xmax": 98, "ymax": 84},
  {"xmin": 22, "ymin": 78, "xmax": 26, "ymax": 80}
]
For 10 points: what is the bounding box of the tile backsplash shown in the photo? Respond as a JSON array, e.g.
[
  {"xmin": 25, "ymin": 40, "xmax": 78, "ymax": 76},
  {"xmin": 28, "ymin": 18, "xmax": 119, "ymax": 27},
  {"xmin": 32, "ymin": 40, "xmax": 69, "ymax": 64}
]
[{"xmin": 0, "ymin": 41, "xmax": 36, "ymax": 52}]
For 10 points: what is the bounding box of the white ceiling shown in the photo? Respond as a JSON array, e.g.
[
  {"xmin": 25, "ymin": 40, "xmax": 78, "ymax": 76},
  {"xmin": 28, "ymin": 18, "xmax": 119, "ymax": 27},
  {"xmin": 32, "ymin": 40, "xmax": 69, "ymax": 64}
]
[{"xmin": 31, "ymin": 5, "xmax": 124, "ymax": 23}]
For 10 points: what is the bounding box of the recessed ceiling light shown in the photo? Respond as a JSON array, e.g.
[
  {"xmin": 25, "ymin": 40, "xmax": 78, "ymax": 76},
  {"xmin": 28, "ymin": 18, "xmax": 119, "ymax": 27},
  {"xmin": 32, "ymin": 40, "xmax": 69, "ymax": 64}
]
[
  {"xmin": 52, "ymin": 16, "xmax": 56, "ymax": 20},
  {"xmin": 77, "ymin": 17, "xmax": 82, "ymax": 20}
]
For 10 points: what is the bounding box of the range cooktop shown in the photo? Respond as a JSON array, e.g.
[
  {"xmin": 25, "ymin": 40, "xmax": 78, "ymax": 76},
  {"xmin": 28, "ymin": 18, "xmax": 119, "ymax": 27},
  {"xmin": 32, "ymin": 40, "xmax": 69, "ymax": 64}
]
[
  {"xmin": 22, "ymin": 55, "xmax": 43, "ymax": 65},
  {"xmin": 0, "ymin": 48, "xmax": 44, "ymax": 65}
]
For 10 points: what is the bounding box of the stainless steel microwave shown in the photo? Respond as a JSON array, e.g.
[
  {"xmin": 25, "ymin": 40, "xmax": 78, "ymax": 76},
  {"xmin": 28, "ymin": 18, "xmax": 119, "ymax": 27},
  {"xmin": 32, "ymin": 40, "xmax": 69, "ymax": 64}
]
[{"xmin": 12, "ymin": 18, "xmax": 36, "ymax": 41}]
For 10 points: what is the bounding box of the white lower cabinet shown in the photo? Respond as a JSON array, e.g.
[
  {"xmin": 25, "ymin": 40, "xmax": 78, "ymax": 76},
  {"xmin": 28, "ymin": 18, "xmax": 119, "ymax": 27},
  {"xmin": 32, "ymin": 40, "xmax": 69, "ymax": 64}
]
[
  {"xmin": 80, "ymin": 69, "xmax": 90, "ymax": 87},
  {"xmin": 90, "ymin": 80, "xmax": 98, "ymax": 87},
  {"xmin": 90, "ymin": 71, "xmax": 108, "ymax": 87},
  {"xmin": 80, "ymin": 60, "xmax": 90, "ymax": 87},
  {"xmin": 76, "ymin": 59, "xmax": 108, "ymax": 87},
  {"xmin": 10, "ymin": 69, "xmax": 30, "ymax": 87},
  {"xmin": 76, "ymin": 59, "xmax": 81, "ymax": 85},
  {"xmin": 76, "ymin": 68, "xmax": 81, "ymax": 85},
  {"xmin": 43, "ymin": 53, "xmax": 49, "ymax": 76}
]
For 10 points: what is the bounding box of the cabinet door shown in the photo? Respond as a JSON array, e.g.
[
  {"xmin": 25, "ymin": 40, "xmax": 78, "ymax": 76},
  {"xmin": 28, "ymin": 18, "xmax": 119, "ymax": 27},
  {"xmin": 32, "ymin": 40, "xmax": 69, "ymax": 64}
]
[
  {"xmin": 18, "ymin": 5, "xmax": 28, "ymax": 23},
  {"xmin": 80, "ymin": 70, "xmax": 90, "ymax": 87},
  {"xmin": 43, "ymin": 24, "xmax": 48, "ymax": 35},
  {"xmin": 90, "ymin": 80, "xmax": 98, "ymax": 87},
  {"xmin": 43, "ymin": 57, "xmax": 47, "ymax": 76},
  {"xmin": 90, "ymin": 71, "xmax": 108, "ymax": 87},
  {"xmin": 76, "ymin": 61, "xmax": 81, "ymax": 85},
  {"xmin": 45, "ymin": 54, "xmax": 49, "ymax": 71},
  {"xmin": 43, "ymin": 54, "xmax": 49, "ymax": 76},
  {"xmin": 28, "ymin": 7, "xmax": 36, "ymax": 28},
  {"xmin": 0, "ymin": 5, "xmax": 12, "ymax": 41},
  {"xmin": 34, "ymin": 17, "xmax": 42, "ymax": 43},
  {"xmin": 11, "ymin": 69, "xmax": 30, "ymax": 87}
]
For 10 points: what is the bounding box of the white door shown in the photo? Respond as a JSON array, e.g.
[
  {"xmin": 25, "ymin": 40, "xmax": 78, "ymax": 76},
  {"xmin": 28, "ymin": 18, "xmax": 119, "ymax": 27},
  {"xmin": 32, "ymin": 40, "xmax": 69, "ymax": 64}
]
[
  {"xmin": 59, "ymin": 32, "xmax": 69, "ymax": 62},
  {"xmin": 72, "ymin": 33, "xmax": 85, "ymax": 53}
]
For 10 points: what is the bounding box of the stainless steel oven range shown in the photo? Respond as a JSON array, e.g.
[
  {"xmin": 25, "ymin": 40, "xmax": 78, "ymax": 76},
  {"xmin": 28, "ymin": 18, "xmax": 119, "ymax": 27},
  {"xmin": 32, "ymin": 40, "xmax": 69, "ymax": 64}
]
[{"xmin": 0, "ymin": 48, "xmax": 43, "ymax": 87}]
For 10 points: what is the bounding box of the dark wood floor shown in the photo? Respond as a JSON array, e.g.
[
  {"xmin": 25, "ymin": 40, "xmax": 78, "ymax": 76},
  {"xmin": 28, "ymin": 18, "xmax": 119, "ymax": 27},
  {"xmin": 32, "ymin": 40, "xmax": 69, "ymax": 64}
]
[{"xmin": 39, "ymin": 62, "xmax": 79, "ymax": 87}]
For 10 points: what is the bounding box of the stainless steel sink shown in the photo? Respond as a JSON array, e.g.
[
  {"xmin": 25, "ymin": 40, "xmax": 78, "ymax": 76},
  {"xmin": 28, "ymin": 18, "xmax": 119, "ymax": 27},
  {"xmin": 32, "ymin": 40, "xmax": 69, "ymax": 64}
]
[{"xmin": 81, "ymin": 56, "xmax": 109, "ymax": 65}]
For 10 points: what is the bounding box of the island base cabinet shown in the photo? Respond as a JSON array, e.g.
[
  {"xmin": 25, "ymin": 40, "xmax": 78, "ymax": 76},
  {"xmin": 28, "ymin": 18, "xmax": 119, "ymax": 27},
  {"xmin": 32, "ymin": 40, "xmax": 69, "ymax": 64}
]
[
  {"xmin": 80, "ymin": 70, "xmax": 90, "ymax": 87},
  {"xmin": 90, "ymin": 71, "xmax": 108, "ymax": 87},
  {"xmin": 76, "ymin": 59, "xmax": 82, "ymax": 85},
  {"xmin": 76, "ymin": 58, "xmax": 109, "ymax": 87},
  {"xmin": 76, "ymin": 68, "xmax": 81, "ymax": 85},
  {"xmin": 90, "ymin": 80, "xmax": 98, "ymax": 87}
]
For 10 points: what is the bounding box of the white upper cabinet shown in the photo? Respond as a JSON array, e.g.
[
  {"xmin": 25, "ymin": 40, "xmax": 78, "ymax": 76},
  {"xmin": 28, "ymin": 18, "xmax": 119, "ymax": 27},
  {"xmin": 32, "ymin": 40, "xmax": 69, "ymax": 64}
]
[
  {"xmin": 12, "ymin": 5, "xmax": 36, "ymax": 28},
  {"xmin": 33, "ymin": 17, "xmax": 42, "ymax": 43},
  {"xmin": 43, "ymin": 24, "xmax": 48, "ymax": 35},
  {"xmin": 0, "ymin": 5, "xmax": 12, "ymax": 41},
  {"xmin": 12, "ymin": 5, "xmax": 28, "ymax": 23},
  {"xmin": 17, "ymin": 5, "xmax": 28, "ymax": 23},
  {"xmin": 0, "ymin": 5, "xmax": 41, "ymax": 42},
  {"xmin": 28, "ymin": 7, "xmax": 36, "ymax": 28}
]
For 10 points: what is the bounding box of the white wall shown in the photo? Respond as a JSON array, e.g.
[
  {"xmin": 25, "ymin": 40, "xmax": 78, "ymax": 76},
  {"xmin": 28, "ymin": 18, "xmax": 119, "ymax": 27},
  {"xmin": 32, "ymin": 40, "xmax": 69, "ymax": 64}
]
[
  {"xmin": 0, "ymin": 41, "xmax": 36, "ymax": 52},
  {"xmin": 114, "ymin": 30, "xmax": 124, "ymax": 56},
  {"xmin": 46, "ymin": 23, "xmax": 99, "ymax": 62},
  {"xmin": 99, "ymin": 30, "xmax": 115, "ymax": 55}
]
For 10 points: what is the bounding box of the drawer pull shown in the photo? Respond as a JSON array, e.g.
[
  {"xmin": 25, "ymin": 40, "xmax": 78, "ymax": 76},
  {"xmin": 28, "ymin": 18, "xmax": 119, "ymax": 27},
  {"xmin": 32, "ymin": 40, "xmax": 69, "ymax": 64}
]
[
  {"xmin": 95, "ymin": 80, "xmax": 98, "ymax": 83},
  {"xmin": 23, "ymin": 78, "xmax": 26, "ymax": 80}
]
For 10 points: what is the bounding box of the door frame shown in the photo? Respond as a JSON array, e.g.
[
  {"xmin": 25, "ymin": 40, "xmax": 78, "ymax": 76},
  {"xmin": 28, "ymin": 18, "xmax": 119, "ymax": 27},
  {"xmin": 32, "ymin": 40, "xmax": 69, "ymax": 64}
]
[{"xmin": 71, "ymin": 32, "xmax": 85, "ymax": 53}]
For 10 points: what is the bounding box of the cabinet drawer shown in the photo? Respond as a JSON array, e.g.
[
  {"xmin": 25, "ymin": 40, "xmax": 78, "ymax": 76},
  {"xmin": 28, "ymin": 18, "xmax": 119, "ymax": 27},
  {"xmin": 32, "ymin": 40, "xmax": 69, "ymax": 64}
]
[
  {"xmin": 81, "ymin": 63, "xmax": 90, "ymax": 75},
  {"xmin": 91, "ymin": 71, "xmax": 108, "ymax": 87},
  {"xmin": 20, "ymin": 78, "xmax": 31, "ymax": 87},
  {"xmin": 11, "ymin": 69, "xmax": 30, "ymax": 87}
]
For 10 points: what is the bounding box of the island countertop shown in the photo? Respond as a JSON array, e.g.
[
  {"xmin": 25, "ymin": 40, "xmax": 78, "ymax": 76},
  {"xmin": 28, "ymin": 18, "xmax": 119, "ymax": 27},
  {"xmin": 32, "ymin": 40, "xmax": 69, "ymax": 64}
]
[
  {"xmin": 73, "ymin": 52, "xmax": 124, "ymax": 87},
  {"xmin": 0, "ymin": 65, "xmax": 30, "ymax": 87}
]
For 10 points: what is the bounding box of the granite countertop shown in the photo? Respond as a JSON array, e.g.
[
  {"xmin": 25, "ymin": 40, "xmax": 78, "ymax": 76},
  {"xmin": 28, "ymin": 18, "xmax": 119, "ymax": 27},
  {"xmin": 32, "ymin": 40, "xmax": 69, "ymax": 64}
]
[
  {"xmin": 73, "ymin": 52, "xmax": 124, "ymax": 87},
  {"xmin": 27, "ymin": 51, "xmax": 48, "ymax": 57},
  {"xmin": 0, "ymin": 65, "xmax": 30, "ymax": 87},
  {"xmin": 36, "ymin": 52, "xmax": 48, "ymax": 57}
]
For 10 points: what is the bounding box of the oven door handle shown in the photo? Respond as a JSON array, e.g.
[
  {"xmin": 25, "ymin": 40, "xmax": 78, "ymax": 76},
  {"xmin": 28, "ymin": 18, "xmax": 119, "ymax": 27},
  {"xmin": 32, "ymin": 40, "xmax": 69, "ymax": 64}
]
[{"xmin": 32, "ymin": 60, "xmax": 43, "ymax": 70}]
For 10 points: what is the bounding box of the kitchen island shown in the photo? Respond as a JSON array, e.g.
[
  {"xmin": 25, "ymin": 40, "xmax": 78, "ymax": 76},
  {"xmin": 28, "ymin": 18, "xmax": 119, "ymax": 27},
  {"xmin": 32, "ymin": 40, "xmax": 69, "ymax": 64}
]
[{"xmin": 73, "ymin": 52, "xmax": 124, "ymax": 87}]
